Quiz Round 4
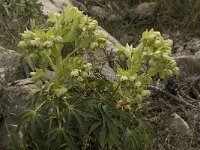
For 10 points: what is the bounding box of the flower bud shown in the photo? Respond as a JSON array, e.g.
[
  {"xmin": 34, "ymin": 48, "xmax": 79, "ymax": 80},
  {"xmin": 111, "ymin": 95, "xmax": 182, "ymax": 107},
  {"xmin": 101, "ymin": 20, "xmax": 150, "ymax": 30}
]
[
  {"xmin": 30, "ymin": 72, "xmax": 36, "ymax": 76},
  {"xmin": 154, "ymin": 40, "xmax": 161, "ymax": 47},
  {"xmin": 134, "ymin": 81, "xmax": 141, "ymax": 88},
  {"xmin": 119, "ymin": 54, "xmax": 126, "ymax": 61},
  {"xmin": 84, "ymin": 63, "xmax": 92, "ymax": 71},
  {"xmin": 165, "ymin": 39, "xmax": 173, "ymax": 47},
  {"xmin": 170, "ymin": 59, "xmax": 176, "ymax": 66},
  {"xmin": 148, "ymin": 34, "xmax": 156, "ymax": 42},
  {"xmin": 55, "ymin": 36, "xmax": 63, "ymax": 42},
  {"xmin": 43, "ymin": 41, "xmax": 54, "ymax": 48},
  {"xmin": 71, "ymin": 69, "xmax": 80, "ymax": 77},
  {"xmin": 149, "ymin": 60, "xmax": 156, "ymax": 66},
  {"xmin": 81, "ymin": 71, "xmax": 88, "ymax": 78},
  {"xmin": 141, "ymin": 90, "xmax": 151, "ymax": 97},
  {"xmin": 120, "ymin": 75, "xmax": 128, "ymax": 81},
  {"xmin": 173, "ymin": 67, "xmax": 180, "ymax": 75},
  {"xmin": 154, "ymin": 51, "xmax": 161, "ymax": 58},
  {"xmin": 129, "ymin": 76, "xmax": 136, "ymax": 82},
  {"xmin": 135, "ymin": 94, "xmax": 142, "ymax": 102},
  {"xmin": 90, "ymin": 42, "xmax": 98, "ymax": 49},
  {"xmin": 77, "ymin": 76, "xmax": 84, "ymax": 82},
  {"xmin": 124, "ymin": 48, "xmax": 132, "ymax": 58},
  {"xmin": 18, "ymin": 41, "xmax": 27, "ymax": 48},
  {"xmin": 154, "ymin": 31, "xmax": 161, "ymax": 36},
  {"xmin": 166, "ymin": 69, "xmax": 173, "ymax": 76}
]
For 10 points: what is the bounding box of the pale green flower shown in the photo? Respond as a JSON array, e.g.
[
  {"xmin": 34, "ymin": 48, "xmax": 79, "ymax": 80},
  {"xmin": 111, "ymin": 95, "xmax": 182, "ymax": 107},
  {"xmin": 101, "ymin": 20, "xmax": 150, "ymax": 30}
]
[
  {"xmin": 71, "ymin": 69, "xmax": 80, "ymax": 77},
  {"xmin": 30, "ymin": 40, "xmax": 37, "ymax": 46},
  {"xmin": 30, "ymin": 37, "xmax": 41, "ymax": 46},
  {"xmin": 81, "ymin": 71, "xmax": 88, "ymax": 78},
  {"xmin": 18, "ymin": 41, "xmax": 27, "ymax": 48},
  {"xmin": 149, "ymin": 60, "xmax": 156, "ymax": 66},
  {"xmin": 154, "ymin": 40, "xmax": 161, "ymax": 47},
  {"xmin": 141, "ymin": 90, "xmax": 151, "ymax": 97},
  {"xmin": 154, "ymin": 31, "xmax": 161, "ymax": 36},
  {"xmin": 173, "ymin": 67, "xmax": 179, "ymax": 75},
  {"xmin": 167, "ymin": 69, "xmax": 173, "ymax": 76},
  {"xmin": 129, "ymin": 76, "xmax": 136, "ymax": 82},
  {"xmin": 124, "ymin": 44, "xmax": 132, "ymax": 58},
  {"xmin": 22, "ymin": 30, "xmax": 36, "ymax": 39},
  {"xmin": 55, "ymin": 36, "xmax": 63, "ymax": 43},
  {"xmin": 165, "ymin": 39, "xmax": 173, "ymax": 47},
  {"xmin": 120, "ymin": 75, "xmax": 128, "ymax": 81},
  {"xmin": 84, "ymin": 63, "xmax": 92, "ymax": 71},
  {"xmin": 77, "ymin": 76, "xmax": 84, "ymax": 82},
  {"xmin": 30, "ymin": 72, "xmax": 36, "ymax": 76},
  {"xmin": 135, "ymin": 94, "xmax": 142, "ymax": 101},
  {"xmin": 148, "ymin": 34, "xmax": 156, "ymax": 42},
  {"xmin": 134, "ymin": 81, "xmax": 141, "ymax": 88},
  {"xmin": 43, "ymin": 41, "xmax": 54, "ymax": 48}
]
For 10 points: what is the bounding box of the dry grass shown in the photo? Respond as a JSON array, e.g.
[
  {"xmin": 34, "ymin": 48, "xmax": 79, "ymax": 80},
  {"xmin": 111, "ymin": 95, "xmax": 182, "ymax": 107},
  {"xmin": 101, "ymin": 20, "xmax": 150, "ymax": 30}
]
[
  {"xmin": 0, "ymin": 0, "xmax": 45, "ymax": 49},
  {"xmin": 155, "ymin": 0, "xmax": 200, "ymax": 34}
]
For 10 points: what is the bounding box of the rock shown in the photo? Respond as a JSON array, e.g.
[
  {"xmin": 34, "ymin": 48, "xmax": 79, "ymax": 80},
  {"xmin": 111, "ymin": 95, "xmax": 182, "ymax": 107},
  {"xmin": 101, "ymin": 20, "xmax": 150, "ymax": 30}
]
[
  {"xmin": 0, "ymin": 47, "xmax": 24, "ymax": 86},
  {"xmin": 185, "ymin": 38, "xmax": 200, "ymax": 54},
  {"xmin": 38, "ymin": 0, "xmax": 73, "ymax": 15},
  {"xmin": 175, "ymin": 55, "xmax": 200, "ymax": 77},
  {"xmin": 90, "ymin": 6, "xmax": 107, "ymax": 19},
  {"xmin": 195, "ymin": 50, "xmax": 200, "ymax": 58},
  {"xmin": 134, "ymin": 2, "xmax": 157, "ymax": 18},
  {"xmin": 171, "ymin": 113, "xmax": 190, "ymax": 135},
  {"xmin": 162, "ymin": 33, "xmax": 170, "ymax": 39},
  {"xmin": 0, "ymin": 78, "xmax": 38, "ymax": 148},
  {"xmin": 107, "ymin": 13, "xmax": 123, "ymax": 22},
  {"xmin": 71, "ymin": 0, "xmax": 88, "ymax": 12},
  {"xmin": 0, "ymin": 47, "xmax": 37, "ymax": 148},
  {"xmin": 119, "ymin": 34, "xmax": 133, "ymax": 44},
  {"xmin": 90, "ymin": 6, "xmax": 123, "ymax": 21},
  {"xmin": 101, "ymin": 62, "xmax": 117, "ymax": 82}
]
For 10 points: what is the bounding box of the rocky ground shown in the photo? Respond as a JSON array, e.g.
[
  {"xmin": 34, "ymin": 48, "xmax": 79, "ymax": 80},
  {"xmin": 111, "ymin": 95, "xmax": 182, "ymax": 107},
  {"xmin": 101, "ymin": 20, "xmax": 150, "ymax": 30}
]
[{"xmin": 1, "ymin": 0, "xmax": 200, "ymax": 149}]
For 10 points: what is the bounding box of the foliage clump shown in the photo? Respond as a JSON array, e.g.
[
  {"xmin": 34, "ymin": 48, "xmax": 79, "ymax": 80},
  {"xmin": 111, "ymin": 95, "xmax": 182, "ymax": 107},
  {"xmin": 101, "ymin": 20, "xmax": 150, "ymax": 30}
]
[
  {"xmin": 156, "ymin": 0, "xmax": 200, "ymax": 33},
  {"xmin": 15, "ymin": 6, "xmax": 179, "ymax": 150},
  {"xmin": 0, "ymin": 0, "xmax": 45, "ymax": 49}
]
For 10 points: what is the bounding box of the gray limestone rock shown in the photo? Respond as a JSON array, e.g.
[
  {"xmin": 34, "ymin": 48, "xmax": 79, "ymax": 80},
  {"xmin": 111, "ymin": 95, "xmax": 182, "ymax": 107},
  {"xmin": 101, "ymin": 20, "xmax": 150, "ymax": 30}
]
[
  {"xmin": 0, "ymin": 78, "xmax": 38, "ymax": 148},
  {"xmin": 0, "ymin": 47, "xmax": 24, "ymax": 86},
  {"xmin": 134, "ymin": 2, "xmax": 157, "ymax": 18},
  {"xmin": 174, "ymin": 55, "xmax": 200, "ymax": 77}
]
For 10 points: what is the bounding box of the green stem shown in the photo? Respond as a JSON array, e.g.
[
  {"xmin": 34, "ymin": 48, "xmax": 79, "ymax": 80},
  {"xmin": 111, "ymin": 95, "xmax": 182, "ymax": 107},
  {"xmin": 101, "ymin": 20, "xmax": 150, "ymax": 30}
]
[{"xmin": 109, "ymin": 83, "xmax": 120, "ymax": 101}]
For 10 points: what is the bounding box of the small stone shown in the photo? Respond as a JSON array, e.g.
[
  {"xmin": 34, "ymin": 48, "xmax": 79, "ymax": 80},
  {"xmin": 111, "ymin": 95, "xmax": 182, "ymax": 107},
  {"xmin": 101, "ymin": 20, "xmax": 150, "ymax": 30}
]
[
  {"xmin": 90, "ymin": 6, "xmax": 107, "ymax": 19},
  {"xmin": 171, "ymin": 113, "xmax": 190, "ymax": 135},
  {"xmin": 174, "ymin": 55, "xmax": 200, "ymax": 77},
  {"xmin": 134, "ymin": 2, "xmax": 157, "ymax": 17}
]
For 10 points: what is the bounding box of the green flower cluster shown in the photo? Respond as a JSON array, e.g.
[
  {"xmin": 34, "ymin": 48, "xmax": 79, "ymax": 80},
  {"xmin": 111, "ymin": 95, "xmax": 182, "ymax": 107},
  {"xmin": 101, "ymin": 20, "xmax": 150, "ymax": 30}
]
[
  {"xmin": 115, "ymin": 29, "xmax": 179, "ymax": 106},
  {"xmin": 18, "ymin": 6, "xmax": 106, "ymax": 71},
  {"xmin": 15, "ymin": 7, "xmax": 179, "ymax": 150},
  {"xmin": 18, "ymin": 6, "xmax": 106, "ymax": 98}
]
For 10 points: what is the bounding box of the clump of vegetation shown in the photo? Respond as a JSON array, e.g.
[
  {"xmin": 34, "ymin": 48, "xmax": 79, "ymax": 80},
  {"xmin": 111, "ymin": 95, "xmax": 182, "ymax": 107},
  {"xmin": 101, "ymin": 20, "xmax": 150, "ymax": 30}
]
[
  {"xmin": 0, "ymin": 0, "xmax": 45, "ymax": 49},
  {"xmin": 13, "ymin": 6, "xmax": 178, "ymax": 150},
  {"xmin": 156, "ymin": 0, "xmax": 200, "ymax": 33}
]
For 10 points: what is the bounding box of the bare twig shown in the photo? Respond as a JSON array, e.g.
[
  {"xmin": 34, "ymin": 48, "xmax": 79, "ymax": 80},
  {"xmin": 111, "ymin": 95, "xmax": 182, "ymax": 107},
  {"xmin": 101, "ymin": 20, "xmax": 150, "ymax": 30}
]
[{"xmin": 150, "ymin": 85, "xmax": 196, "ymax": 109}]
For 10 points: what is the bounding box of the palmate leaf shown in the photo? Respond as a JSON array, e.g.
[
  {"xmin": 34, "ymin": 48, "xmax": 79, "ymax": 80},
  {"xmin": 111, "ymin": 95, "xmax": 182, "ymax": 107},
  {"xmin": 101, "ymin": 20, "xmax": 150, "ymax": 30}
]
[
  {"xmin": 79, "ymin": 36, "xmax": 91, "ymax": 48},
  {"xmin": 73, "ymin": 112, "xmax": 88, "ymax": 135},
  {"xmin": 63, "ymin": 28, "xmax": 78, "ymax": 43},
  {"xmin": 122, "ymin": 128, "xmax": 140, "ymax": 150},
  {"xmin": 10, "ymin": 135, "xmax": 24, "ymax": 150},
  {"xmin": 89, "ymin": 121, "xmax": 102, "ymax": 134},
  {"xmin": 122, "ymin": 119, "xmax": 155, "ymax": 150},
  {"xmin": 90, "ymin": 104, "xmax": 122, "ymax": 149},
  {"xmin": 99, "ymin": 126, "xmax": 107, "ymax": 148}
]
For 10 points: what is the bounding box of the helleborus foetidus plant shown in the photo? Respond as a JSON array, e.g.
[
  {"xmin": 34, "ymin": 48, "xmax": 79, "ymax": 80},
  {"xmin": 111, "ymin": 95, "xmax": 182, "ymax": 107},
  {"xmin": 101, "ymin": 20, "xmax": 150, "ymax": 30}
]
[
  {"xmin": 16, "ymin": 6, "xmax": 179, "ymax": 150},
  {"xmin": 114, "ymin": 29, "xmax": 179, "ymax": 107}
]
